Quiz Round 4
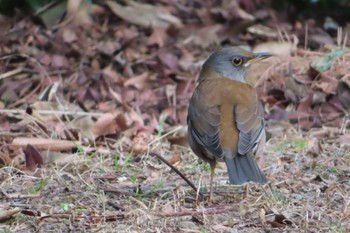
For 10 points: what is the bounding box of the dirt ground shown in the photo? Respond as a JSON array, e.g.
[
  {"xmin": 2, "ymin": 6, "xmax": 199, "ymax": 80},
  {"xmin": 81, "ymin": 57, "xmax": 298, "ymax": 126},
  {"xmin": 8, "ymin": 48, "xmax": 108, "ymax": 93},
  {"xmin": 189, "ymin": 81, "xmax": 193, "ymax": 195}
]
[
  {"xmin": 1, "ymin": 123, "xmax": 350, "ymax": 232},
  {"xmin": 1, "ymin": 1, "xmax": 350, "ymax": 232}
]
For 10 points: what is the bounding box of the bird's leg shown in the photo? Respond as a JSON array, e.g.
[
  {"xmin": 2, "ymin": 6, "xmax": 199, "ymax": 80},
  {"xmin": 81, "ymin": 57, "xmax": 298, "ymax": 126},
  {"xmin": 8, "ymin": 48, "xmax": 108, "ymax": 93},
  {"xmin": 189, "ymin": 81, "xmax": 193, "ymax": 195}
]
[
  {"xmin": 257, "ymin": 156, "xmax": 265, "ymax": 169},
  {"xmin": 208, "ymin": 162, "xmax": 216, "ymax": 203},
  {"xmin": 244, "ymin": 183, "xmax": 250, "ymax": 198}
]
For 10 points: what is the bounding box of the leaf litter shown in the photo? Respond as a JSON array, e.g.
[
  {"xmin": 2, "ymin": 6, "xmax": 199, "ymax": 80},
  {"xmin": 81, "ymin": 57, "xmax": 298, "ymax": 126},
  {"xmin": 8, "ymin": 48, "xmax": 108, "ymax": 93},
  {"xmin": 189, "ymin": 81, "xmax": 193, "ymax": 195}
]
[{"xmin": 0, "ymin": 0, "xmax": 350, "ymax": 232}]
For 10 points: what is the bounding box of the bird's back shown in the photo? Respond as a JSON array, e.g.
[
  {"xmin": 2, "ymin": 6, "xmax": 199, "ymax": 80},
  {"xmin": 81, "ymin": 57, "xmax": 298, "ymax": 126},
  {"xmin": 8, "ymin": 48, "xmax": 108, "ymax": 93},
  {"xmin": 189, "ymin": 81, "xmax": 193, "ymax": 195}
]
[{"xmin": 188, "ymin": 67, "xmax": 267, "ymax": 184}]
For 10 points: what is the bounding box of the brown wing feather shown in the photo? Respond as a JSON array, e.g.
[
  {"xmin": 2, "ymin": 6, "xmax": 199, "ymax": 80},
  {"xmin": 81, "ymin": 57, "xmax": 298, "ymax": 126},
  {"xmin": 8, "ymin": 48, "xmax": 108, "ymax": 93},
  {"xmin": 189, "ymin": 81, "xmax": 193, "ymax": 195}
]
[
  {"xmin": 235, "ymin": 96, "xmax": 265, "ymax": 155},
  {"xmin": 187, "ymin": 89, "xmax": 223, "ymax": 160}
]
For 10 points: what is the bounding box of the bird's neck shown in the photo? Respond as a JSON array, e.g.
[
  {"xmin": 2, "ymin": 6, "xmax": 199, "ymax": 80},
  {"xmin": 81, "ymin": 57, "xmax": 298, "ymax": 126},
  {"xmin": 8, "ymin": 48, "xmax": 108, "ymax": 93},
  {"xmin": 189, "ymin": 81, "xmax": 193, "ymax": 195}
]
[
  {"xmin": 198, "ymin": 66, "xmax": 225, "ymax": 82},
  {"xmin": 199, "ymin": 66, "xmax": 248, "ymax": 85}
]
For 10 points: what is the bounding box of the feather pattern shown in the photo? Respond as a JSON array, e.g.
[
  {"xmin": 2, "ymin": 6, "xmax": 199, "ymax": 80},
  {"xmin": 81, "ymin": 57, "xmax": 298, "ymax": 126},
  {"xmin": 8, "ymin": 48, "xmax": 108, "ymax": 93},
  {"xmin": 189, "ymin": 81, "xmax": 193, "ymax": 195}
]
[{"xmin": 187, "ymin": 47, "xmax": 270, "ymax": 187}]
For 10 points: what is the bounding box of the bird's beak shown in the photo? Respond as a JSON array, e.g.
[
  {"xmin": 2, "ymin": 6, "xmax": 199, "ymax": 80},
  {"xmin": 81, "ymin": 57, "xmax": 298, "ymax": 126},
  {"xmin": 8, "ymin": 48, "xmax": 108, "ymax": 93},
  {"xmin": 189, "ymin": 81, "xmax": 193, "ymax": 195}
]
[{"xmin": 245, "ymin": 52, "xmax": 272, "ymax": 65}]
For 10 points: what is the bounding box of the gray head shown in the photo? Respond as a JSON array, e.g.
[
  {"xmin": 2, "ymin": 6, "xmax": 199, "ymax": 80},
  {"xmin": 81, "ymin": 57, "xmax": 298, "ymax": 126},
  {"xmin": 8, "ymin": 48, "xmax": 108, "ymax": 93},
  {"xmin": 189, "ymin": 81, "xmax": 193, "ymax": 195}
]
[{"xmin": 203, "ymin": 47, "xmax": 271, "ymax": 83}]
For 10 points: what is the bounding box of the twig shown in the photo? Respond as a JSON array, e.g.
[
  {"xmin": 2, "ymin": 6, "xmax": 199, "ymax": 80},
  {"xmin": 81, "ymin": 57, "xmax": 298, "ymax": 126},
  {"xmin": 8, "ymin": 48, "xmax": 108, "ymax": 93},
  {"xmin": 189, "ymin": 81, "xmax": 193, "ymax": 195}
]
[
  {"xmin": 158, "ymin": 206, "xmax": 238, "ymax": 217},
  {"xmin": 0, "ymin": 208, "xmax": 21, "ymax": 221},
  {"xmin": 103, "ymin": 185, "xmax": 177, "ymax": 195},
  {"xmin": 148, "ymin": 151, "xmax": 203, "ymax": 198},
  {"xmin": 1, "ymin": 192, "xmax": 40, "ymax": 199},
  {"xmin": 0, "ymin": 109, "xmax": 104, "ymax": 117},
  {"xmin": 39, "ymin": 213, "xmax": 124, "ymax": 221},
  {"xmin": 147, "ymin": 126, "xmax": 183, "ymax": 146},
  {"xmin": 0, "ymin": 68, "xmax": 23, "ymax": 80}
]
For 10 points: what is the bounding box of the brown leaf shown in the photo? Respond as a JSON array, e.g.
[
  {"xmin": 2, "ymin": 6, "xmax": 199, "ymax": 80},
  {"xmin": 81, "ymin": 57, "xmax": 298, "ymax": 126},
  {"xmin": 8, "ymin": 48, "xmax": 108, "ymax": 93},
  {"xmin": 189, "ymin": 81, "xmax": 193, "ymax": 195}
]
[
  {"xmin": 337, "ymin": 77, "xmax": 350, "ymax": 110},
  {"xmin": 183, "ymin": 25, "xmax": 222, "ymax": 48},
  {"xmin": 43, "ymin": 151, "xmax": 81, "ymax": 165},
  {"xmin": 0, "ymin": 207, "xmax": 21, "ymax": 221},
  {"xmin": 21, "ymin": 209, "xmax": 40, "ymax": 217},
  {"xmin": 285, "ymin": 77, "xmax": 309, "ymax": 103},
  {"xmin": 106, "ymin": 0, "xmax": 182, "ymax": 29},
  {"xmin": 97, "ymin": 40, "xmax": 121, "ymax": 56},
  {"xmin": 0, "ymin": 151, "xmax": 13, "ymax": 167},
  {"xmin": 66, "ymin": 0, "xmax": 93, "ymax": 26},
  {"xmin": 115, "ymin": 113, "xmax": 129, "ymax": 131},
  {"xmin": 62, "ymin": 28, "xmax": 78, "ymax": 43},
  {"xmin": 306, "ymin": 137, "xmax": 322, "ymax": 157},
  {"xmin": 122, "ymin": 104, "xmax": 144, "ymax": 127},
  {"xmin": 167, "ymin": 153, "xmax": 180, "ymax": 165},
  {"xmin": 51, "ymin": 54, "xmax": 69, "ymax": 68},
  {"xmin": 336, "ymin": 133, "xmax": 350, "ymax": 145},
  {"xmin": 247, "ymin": 24, "xmax": 278, "ymax": 38},
  {"xmin": 93, "ymin": 113, "xmax": 119, "ymax": 136},
  {"xmin": 274, "ymin": 213, "xmax": 293, "ymax": 225},
  {"xmin": 253, "ymin": 40, "xmax": 298, "ymax": 56},
  {"xmin": 297, "ymin": 94, "xmax": 313, "ymax": 113},
  {"xmin": 313, "ymin": 73, "xmax": 338, "ymax": 94},
  {"xmin": 103, "ymin": 65, "xmax": 123, "ymax": 83},
  {"xmin": 132, "ymin": 131, "xmax": 153, "ymax": 154},
  {"xmin": 24, "ymin": 144, "xmax": 43, "ymax": 171},
  {"xmin": 317, "ymin": 97, "xmax": 344, "ymax": 126},
  {"xmin": 124, "ymin": 72, "xmax": 149, "ymax": 90},
  {"xmin": 158, "ymin": 51, "xmax": 179, "ymax": 70},
  {"xmin": 268, "ymin": 221, "xmax": 286, "ymax": 228},
  {"xmin": 147, "ymin": 27, "xmax": 168, "ymax": 47},
  {"xmin": 268, "ymin": 106, "xmax": 289, "ymax": 121}
]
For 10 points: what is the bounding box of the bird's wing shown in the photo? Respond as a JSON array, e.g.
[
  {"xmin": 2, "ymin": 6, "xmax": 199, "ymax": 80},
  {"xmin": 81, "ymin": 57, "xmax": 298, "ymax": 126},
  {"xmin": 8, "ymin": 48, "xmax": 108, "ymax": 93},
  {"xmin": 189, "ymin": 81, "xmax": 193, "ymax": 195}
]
[
  {"xmin": 234, "ymin": 98, "xmax": 265, "ymax": 155},
  {"xmin": 187, "ymin": 90, "xmax": 223, "ymax": 158}
]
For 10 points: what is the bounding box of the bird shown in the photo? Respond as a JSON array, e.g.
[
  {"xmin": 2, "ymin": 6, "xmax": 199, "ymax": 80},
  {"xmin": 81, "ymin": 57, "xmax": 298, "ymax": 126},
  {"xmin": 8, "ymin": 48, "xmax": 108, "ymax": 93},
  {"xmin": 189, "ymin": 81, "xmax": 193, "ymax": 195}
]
[{"xmin": 187, "ymin": 47, "xmax": 271, "ymax": 202}]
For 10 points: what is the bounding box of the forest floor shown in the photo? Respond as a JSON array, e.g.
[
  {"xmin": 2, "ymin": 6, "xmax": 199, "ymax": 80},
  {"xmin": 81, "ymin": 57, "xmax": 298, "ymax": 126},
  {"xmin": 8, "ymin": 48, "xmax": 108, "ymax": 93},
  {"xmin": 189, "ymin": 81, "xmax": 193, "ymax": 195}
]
[{"xmin": 1, "ymin": 1, "xmax": 350, "ymax": 232}]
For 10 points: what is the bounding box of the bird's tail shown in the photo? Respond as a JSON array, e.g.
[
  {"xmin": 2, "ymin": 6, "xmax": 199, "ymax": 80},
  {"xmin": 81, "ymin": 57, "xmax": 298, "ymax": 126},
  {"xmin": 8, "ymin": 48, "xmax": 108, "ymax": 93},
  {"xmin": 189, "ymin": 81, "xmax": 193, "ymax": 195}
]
[{"xmin": 224, "ymin": 153, "xmax": 267, "ymax": 184}]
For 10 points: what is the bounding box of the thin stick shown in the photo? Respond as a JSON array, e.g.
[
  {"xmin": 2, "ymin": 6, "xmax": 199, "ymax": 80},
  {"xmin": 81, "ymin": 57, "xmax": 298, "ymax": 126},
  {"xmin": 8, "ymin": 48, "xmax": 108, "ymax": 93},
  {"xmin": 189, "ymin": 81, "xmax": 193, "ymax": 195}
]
[
  {"xmin": 0, "ymin": 68, "xmax": 23, "ymax": 80},
  {"xmin": 149, "ymin": 151, "xmax": 203, "ymax": 198},
  {"xmin": 0, "ymin": 207, "xmax": 21, "ymax": 221},
  {"xmin": 0, "ymin": 109, "xmax": 104, "ymax": 117},
  {"xmin": 158, "ymin": 206, "xmax": 238, "ymax": 217},
  {"xmin": 304, "ymin": 23, "xmax": 308, "ymax": 50},
  {"xmin": 147, "ymin": 126, "xmax": 183, "ymax": 146}
]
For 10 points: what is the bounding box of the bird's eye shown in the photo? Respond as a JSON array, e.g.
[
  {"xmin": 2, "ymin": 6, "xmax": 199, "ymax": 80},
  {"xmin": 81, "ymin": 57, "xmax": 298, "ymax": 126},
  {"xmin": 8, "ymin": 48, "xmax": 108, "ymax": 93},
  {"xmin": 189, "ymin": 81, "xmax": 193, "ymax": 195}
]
[{"xmin": 232, "ymin": 58, "xmax": 243, "ymax": 66}]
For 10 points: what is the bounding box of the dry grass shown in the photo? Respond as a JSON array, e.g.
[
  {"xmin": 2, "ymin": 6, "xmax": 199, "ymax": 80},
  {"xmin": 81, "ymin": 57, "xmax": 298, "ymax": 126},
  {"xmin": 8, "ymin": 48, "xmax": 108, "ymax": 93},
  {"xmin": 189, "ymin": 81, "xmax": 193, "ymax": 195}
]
[{"xmin": 1, "ymin": 122, "xmax": 349, "ymax": 232}]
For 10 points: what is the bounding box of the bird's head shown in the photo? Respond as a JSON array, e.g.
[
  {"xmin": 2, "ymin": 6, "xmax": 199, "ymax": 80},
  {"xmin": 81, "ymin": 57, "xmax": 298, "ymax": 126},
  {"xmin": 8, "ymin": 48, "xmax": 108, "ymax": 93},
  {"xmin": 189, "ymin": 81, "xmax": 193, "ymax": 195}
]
[{"xmin": 202, "ymin": 47, "xmax": 271, "ymax": 83}]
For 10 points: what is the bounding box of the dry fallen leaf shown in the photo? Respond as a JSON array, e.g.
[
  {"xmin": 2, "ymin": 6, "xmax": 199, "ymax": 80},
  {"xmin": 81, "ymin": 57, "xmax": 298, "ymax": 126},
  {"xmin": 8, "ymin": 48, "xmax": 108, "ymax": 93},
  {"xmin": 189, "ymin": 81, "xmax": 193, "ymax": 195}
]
[
  {"xmin": 42, "ymin": 151, "xmax": 81, "ymax": 165},
  {"xmin": 106, "ymin": 0, "xmax": 182, "ymax": 29},
  {"xmin": 0, "ymin": 151, "xmax": 13, "ymax": 167},
  {"xmin": 183, "ymin": 25, "xmax": 222, "ymax": 48},
  {"xmin": 124, "ymin": 72, "xmax": 149, "ymax": 90},
  {"xmin": 0, "ymin": 207, "xmax": 22, "ymax": 221},
  {"xmin": 93, "ymin": 111, "xmax": 129, "ymax": 136},
  {"xmin": 51, "ymin": 54, "xmax": 69, "ymax": 68},
  {"xmin": 306, "ymin": 137, "xmax": 322, "ymax": 157},
  {"xmin": 132, "ymin": 131, "xmax": 154, "ymax": 154},
  {"xmin": 247, "ymin": 24, "xmax": 279, "ymax": 38},
  {"xmin": 337, "ymin": 76, "xmax": 350, "ymax": 110},
  {"xmin": 97, "ymin": 40, "xmax": 121, "ymax": 56},
  {"xmin": 93, "ymin": 112, "xmax": 120, "ymax": 136},
  {"xmin": 146, "ymin": 27, "xmax": 169, "ymax": 47},
  {"xmin": 253, "ymin": 39, "xmax": 298, "ymax": 56},
  {"xmin": 66, "ymin": 0, "xmax": 93, "ymax": 26},
  {"xmin": 167, "ymin": 153, "xmax": 180, "ymax": 165},
  {"xmin": 158, "ymin": 51, "xmax": 179, "ymax": 70},
  {"xmin": 62, "ymin": 28, "xmax": 78, "ymax": 43},
  {"xmin": 24, "ymin": 144, "xmax": 43, "ymax": 171},
  {"xmin": 313, "ymin": 73, "xmax": 338, "ymax": 95}
]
